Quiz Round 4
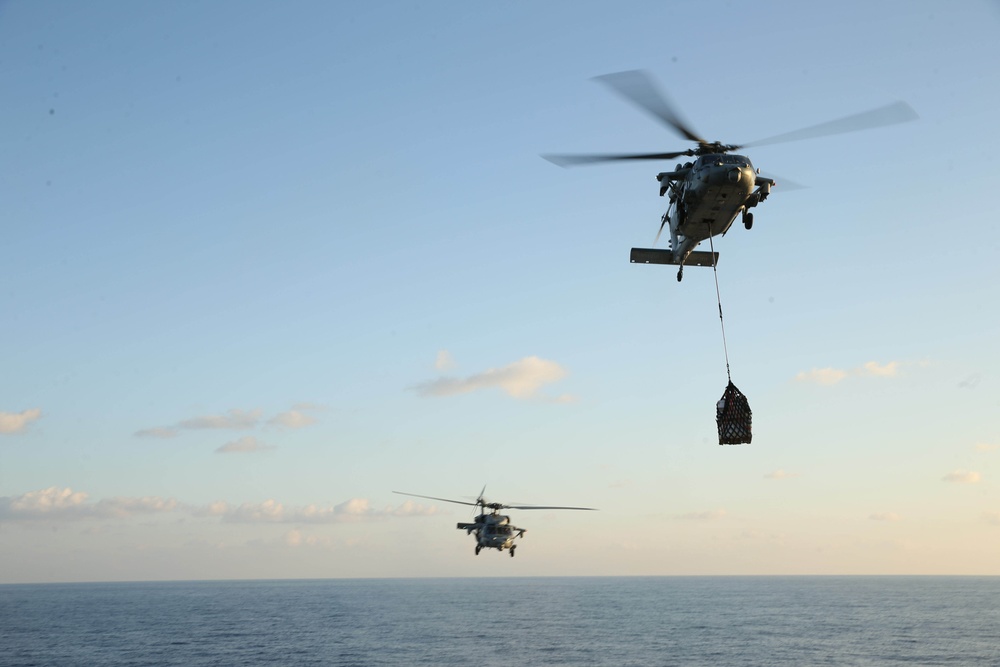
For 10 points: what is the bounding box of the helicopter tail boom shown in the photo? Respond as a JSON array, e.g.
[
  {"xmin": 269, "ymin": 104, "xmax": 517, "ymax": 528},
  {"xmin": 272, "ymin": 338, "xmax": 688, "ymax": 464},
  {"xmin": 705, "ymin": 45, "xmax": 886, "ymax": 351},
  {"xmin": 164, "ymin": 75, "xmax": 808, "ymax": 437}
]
[{"xmin": 630, "ymin": 248, "xmax": 718, "ymax": 267}]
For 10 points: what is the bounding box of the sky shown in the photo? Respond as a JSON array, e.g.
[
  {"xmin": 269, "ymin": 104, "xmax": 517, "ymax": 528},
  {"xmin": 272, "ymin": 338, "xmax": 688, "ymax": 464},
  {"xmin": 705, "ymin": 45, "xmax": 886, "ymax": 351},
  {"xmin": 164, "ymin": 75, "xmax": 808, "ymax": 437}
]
[{"xmin": 2, "ymin": 0, "xmax": 1000, "ymax": 584}]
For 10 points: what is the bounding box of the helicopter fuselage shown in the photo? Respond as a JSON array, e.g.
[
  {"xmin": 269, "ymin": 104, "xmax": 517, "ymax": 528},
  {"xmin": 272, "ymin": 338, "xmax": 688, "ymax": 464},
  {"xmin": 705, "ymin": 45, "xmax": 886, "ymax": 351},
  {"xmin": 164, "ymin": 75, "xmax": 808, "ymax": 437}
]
[
  {"xmin": 657, "ymin": 153, "xmax": 772, "ymax": 271},
  {"xmin": 458, "ymin": 512, "xmax": 526, "ymax": 556}
]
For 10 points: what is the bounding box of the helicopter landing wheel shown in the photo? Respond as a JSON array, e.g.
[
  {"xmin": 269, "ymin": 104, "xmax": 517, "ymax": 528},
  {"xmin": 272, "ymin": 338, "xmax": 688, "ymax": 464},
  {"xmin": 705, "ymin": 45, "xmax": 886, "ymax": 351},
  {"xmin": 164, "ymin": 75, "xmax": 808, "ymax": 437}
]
[
  {"xmin": 475, "ymin": 545, "xmax": 481, "ymax": 555},
  {"xmin": 676, "ymin": 267, "xmax": 683, "ymax": 282},
  {"xmin": 509, "ymin": 546, "xmax": 516, "ymax": 558},
  {"xmin": 743, "ymin": 212, "xmax": 753, "ymax": 230}
]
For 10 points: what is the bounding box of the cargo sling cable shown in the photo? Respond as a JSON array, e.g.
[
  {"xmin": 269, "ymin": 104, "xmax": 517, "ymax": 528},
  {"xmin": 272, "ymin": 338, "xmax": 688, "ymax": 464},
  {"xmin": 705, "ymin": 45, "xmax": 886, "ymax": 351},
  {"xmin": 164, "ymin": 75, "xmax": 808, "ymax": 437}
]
[
  {"xmin": 708, "ymin": 226, "xmax": 752, "ymax": 445},
  {"xmin": 707, "ymin": 228, "xmax": 731, "ymax": 384}
]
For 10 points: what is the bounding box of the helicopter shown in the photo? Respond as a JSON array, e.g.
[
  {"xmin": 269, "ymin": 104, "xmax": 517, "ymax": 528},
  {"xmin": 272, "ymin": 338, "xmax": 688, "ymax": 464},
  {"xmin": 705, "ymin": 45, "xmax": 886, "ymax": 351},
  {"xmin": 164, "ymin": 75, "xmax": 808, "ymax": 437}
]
[
  {"xmin": 393, "ymin": 489, "xmax": 596, "ymax": 557},
  {"xmin": 543, "ymin": 70, "xmax": 917, "ymax": 281}
]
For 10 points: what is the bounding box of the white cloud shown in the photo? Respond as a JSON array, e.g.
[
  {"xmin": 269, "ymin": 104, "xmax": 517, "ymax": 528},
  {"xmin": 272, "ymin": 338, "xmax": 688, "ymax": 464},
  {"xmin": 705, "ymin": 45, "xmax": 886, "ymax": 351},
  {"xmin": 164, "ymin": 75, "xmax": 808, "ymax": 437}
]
[
  {"xmin": 0, "ymin": 408, "xmax": 42, "ymax": 434},
  {"xmin": 195, "ymin": 501, "xmax": 230, "ymax": 517},
  {"xmin": 764, "ymin": 469, "xmax": 799, "ymax": 480},
  {"xmin": 225, "ymin": 499, "xmax": 287, "ymax": 522},
  {"xmin": 975, "ymin": 443, "xmax": 999, "ymax": 453},
  {"xmin": 942, "ymin": 470, "xmax": 981, "ymax": 484},
  {"xmin": 266, "ymin": 410, "xmax": 316, "ymax": 429},
  {"xmin": 133, "ymin": 427, "xmax": 178, "ymax": 439},
  {"xmin": 794, "ymin": 360, "xmax": 906, "ymax": 385},
  {"xmin": 7, "ymin": 487, "xmax": 88, "ymax": 514},
  {"xmin": 435, "ymin": 350, "xmax": 456, "ymax": 371},
  {"xmin": 215, "ymin": 436, "xmax": 274, "ymax": 454},
  {"xmin": 93, "ymin": 496, "xmax": 180, "ymax": 518},
  {"xmin": 1, "ymin": 489, "xmax": 432, "ymax": 527},
  {"xmin": 869, "ymin": 512, "xmax": 901, "ymax": 522},
  {"xmin": 138, "ymin": 405, "xmax": 321, "ymax": 442},
  {"xmin": 179, "ymin": 409, "xmax": 261, "ymax": 430},
  {"xmin": 220, "ymin": 498, "xmax": 397, "ymax": 524},
  {"xmin": 0, "ymin": 487, "xmax": 179, "ymax": 521},
  {"xmin": 412, "ymin": 355, "xmax": 570, "ymax": 400},
  {"xmin": 860, "ymin": 361, "xmax": 899, "ymax": 377},
  {"xmin": 283, "ymin": 529, "xmax": 333, "ymax": 548},
  {"xmin": 390, "ymin": 500, "xmax": 441, "ymax": 517}
]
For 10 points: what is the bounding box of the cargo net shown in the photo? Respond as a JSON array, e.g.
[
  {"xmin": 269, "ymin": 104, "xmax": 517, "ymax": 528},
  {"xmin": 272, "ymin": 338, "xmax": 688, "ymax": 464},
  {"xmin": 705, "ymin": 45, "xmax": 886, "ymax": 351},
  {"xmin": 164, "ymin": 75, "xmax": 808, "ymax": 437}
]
[{"xmin": 716, "ymin": 381, "xmax": 752, "ymax": 445}]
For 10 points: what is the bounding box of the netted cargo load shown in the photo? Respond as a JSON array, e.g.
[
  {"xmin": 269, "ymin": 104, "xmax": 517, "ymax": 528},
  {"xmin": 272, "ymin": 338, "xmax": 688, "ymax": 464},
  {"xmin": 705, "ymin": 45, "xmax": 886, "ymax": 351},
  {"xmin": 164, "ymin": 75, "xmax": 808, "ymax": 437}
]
[{"xmin": 716, "ymin": 381, "xmax": 752, "ymax": 445}]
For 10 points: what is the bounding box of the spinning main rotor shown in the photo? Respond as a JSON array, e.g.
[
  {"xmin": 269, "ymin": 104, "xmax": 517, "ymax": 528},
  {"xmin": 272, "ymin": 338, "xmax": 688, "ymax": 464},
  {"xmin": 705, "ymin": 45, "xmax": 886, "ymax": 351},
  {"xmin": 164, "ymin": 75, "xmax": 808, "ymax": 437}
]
[
  {"xmin": 393, "ymin": 490, "xmax": 596, "ymax": 514},
  {"xmin": 542, "ymin": 70, "xmax": 917, "ymax": 167}
]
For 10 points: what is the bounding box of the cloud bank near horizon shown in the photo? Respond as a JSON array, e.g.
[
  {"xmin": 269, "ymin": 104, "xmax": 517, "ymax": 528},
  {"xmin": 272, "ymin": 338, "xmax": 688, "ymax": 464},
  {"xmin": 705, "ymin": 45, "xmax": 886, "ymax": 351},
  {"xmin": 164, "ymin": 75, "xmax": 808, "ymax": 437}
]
[{"xmin": 0, "ymin": 487, "xmax": 438, "ymax": 525}]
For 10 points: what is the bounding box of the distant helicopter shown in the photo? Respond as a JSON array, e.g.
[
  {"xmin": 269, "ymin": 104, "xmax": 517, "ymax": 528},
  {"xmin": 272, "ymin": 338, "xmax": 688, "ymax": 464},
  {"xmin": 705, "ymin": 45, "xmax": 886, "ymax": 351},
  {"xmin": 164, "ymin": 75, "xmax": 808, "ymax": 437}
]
[
  {"xmin": 544, "ymin": 70, "xmax": 917, "ymax": 281},
  {"xmin": 393, "ymin": 489, "xmax": 596, "ymax": 557}
]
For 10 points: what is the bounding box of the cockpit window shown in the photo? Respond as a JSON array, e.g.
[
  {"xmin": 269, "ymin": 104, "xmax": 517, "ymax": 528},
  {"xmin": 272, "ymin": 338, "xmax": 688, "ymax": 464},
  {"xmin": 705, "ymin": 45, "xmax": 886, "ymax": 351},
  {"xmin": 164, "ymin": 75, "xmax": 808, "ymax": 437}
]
[{"xmin": 695, "ymin": 154, "xmax": 753, "ymax": 169}]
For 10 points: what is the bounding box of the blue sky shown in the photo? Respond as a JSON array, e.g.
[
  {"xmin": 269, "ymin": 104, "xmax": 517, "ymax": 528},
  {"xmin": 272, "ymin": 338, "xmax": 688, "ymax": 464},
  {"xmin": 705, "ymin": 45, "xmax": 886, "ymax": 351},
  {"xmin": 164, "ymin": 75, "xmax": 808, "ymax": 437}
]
[{"xmin": 2, "ymin": 0, "xmax": 999, "ymax": 583}]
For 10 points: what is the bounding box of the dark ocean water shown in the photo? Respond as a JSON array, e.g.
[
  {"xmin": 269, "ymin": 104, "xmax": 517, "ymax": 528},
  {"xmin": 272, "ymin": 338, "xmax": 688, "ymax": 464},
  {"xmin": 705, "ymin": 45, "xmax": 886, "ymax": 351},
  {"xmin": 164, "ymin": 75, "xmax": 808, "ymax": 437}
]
[{"xmin": 1, "ymin": 577, "xmax": 998, "ymax": 666}]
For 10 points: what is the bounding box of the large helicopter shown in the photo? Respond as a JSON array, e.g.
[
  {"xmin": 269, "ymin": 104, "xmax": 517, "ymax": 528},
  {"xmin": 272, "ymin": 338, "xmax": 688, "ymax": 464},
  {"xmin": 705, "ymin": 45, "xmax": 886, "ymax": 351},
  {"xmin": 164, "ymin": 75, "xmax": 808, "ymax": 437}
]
[
  {"xmin": 393, "ymin": 489, "xmax": 596, "ymax": 557},
  {"xmin": 544, "ymin": 70, "xmax": 917, "ymax": 281}
]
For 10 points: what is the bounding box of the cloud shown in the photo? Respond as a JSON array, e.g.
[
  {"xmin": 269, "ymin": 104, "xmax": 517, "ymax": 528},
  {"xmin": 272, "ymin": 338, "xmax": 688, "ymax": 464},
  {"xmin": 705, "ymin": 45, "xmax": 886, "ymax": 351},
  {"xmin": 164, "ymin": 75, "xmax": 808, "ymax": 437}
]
[
  {"xmin": 390, "ymin": 500, "xmax": 441, "ymax": 517},
  {"xmin": 134, "ymin": 427, "xmax": 179, "ymax": 439},
  {"xmin": 283, "ymin": 529, "xmax": 333, "ymax": 548},
  {"xmin": 6, "ymin": 487, "xmax": 88, "ymax": 514},
  {"xmin": 215, "ymin": 436, "xmax": 274, "ymax": 454},
  {"xmin": 412, "ymin": 355, "xmax": 570, "ymax": 400},
  {"xmin": 194, "ymin": 501, "xmax": 230, "ymax": 518},
  {"xmin": 794, "ymin": 360, "xmax": 904, "ymax": 385},
  {"xmin": 764, "ymin": 469, "xmax": 799, "ymax": 480},
  {"xmin": 178, "ymin": 409, "xmax": 261, "ymax": 430},
  {"xmin": 975, "ymin": 443, "xmax": 999, "ymax": 453},
  {"xmin": 1, "ymin": 488, "xmax": 432, "ymax": 527},
  {"xmin": 869, "ymin": 512, "xmax": 901, "ymax": 522},
  {"xmin": 675, "ymin": 509, "xmax": 727, "ymax": 521},
  {"xmin": 435, "ymin": 350, "xmax": 456, "ymax": 371},
  {"xmin": 942, "ymin": 470, "xmax": 981, "ymax": 484},
  {"xmin": 93, "ymin": 496, "xmax": 180, "ymax": 518},
  {"xmin": 983, "ymin": 512, "xmax": 1000, "ymax": 526},
  {"xmin": 137, "ymin": 405, "xmax": 321, "ymax": 441},
  {"xmin": 0, "ymin": 487, "xmax": 179, "ymax": 521},
  {"xmin": 860, "ymin": 361, "xmax": 899, "ymax": 377},
  {"xmin": 266, "ymin": 410, "xmax": 316, "ymax": 430},
  {"xmin": 214, "ymin": 498, "xmax": 442, "ymax": 524},
  {"xmin": 0, "ymin": 408, "xmax": 42, "ymax": 434},
  {"xmin": 219, "ymin": 498, "xmax": 409, "ymax": 524}
]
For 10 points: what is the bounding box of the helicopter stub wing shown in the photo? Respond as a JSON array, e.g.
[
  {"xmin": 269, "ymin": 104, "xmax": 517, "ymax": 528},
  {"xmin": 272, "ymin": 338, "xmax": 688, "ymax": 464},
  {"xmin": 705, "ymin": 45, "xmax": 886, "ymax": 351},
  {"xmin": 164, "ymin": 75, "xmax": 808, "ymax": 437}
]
[{"xmin": 630, "ymin": 248, "xmax": 718, "ymax": 267}]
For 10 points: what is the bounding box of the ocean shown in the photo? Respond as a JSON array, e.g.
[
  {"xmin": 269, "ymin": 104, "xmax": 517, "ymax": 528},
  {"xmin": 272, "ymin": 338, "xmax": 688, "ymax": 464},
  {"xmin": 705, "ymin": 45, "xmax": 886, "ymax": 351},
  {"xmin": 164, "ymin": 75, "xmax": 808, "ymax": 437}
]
[{"xmin": 1, "ymin": 577, "xmax": 997, "ymax": 666}]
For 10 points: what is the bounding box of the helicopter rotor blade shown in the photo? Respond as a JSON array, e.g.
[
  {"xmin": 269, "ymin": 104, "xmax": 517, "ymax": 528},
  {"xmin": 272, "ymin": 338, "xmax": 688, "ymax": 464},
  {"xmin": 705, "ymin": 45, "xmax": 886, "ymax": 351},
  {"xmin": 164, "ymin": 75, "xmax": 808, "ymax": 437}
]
[
  {"xmin": 653, "ymin": 221, "xmax": 665, "ymax": 246},
  {"xmin": 542, "ymin": 150, "xmax": 693, "ymax": 168},
  {"xmin": 653, "ymin": 211, "xmax": 669, "ymax": 246},
  {"xmin": 503, "ymin": 504, "xmax": 598, "ymax": 511},
  {"xmin": 475, "ymin": 485, "xmax": 487, "ymax": 517},
  {"xmin": 392, "ymin": 491, "xmax": 479, "ymax": 507},
  {"xmin": 759, "ymin": 171, "xmax": 807, "ymax": 191},
  {"xmin": 593, "ymin": 70, "xmax": 707, "ymax": 145},
  {"xmin": 739, "ymin": 101, "xmax": 917, "ymax": 150}
]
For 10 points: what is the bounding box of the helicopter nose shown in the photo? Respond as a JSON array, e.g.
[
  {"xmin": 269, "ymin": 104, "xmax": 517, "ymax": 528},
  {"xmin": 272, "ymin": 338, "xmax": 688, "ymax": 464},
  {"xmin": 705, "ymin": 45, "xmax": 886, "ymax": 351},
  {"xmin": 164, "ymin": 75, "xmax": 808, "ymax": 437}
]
[{"xmin": 727, "ymin": 167, "xmax": 742, "ymax": 184}]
